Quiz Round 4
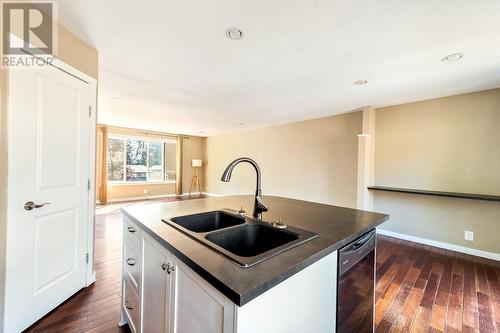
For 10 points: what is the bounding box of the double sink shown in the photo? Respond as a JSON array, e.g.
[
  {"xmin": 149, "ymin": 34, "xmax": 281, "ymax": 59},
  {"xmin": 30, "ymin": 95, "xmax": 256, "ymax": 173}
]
[{"xmin": 163, "ymin": 210, "xmax": 318, "ymax": 267}]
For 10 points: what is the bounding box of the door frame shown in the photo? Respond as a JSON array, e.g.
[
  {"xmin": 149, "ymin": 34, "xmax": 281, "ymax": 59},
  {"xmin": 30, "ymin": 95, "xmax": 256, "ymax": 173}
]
[{"xmin": 7, "ymin": 53, "xmax": 98, "ymax": 287}]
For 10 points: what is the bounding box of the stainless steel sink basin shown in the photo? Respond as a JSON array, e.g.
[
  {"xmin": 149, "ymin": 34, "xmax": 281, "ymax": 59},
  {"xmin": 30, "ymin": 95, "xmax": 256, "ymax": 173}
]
[
  {"xmin": 170, "ymin": 211, "xmax": 245, "ymax": 232},
  {"xmin": 163, "ymin": 210, "xmax": 318, "ymax": 267}
]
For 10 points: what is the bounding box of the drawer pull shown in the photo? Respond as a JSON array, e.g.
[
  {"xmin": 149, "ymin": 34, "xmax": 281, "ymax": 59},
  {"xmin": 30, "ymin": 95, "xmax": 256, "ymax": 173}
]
[
  {"xmin": 125, "ymin": 300, "xmax": 133, "ymax": 310},
  {"xmin": 127, "ymin": 258, "xmax": 136, "ymax": 266},
  {"xmin": 127, "ymin": 226, "xmax": 136, "ymax": 233}
]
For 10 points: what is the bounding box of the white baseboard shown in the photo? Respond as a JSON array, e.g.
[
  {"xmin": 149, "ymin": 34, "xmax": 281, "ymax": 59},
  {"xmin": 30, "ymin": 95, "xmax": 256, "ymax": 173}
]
[
  {"xmin": 106, "ymin": 192, "xmax": 222, "ymax": 203},
  {"xmin": 201, "ymin": 192, "xmax": 224, "ymax": 197},
  {"xmin": 107, "ymin": 193, "xmax": 179, "ymax": 203},
  {"xmin": 376, "ymin": 228, "xmax": 500, "ymax": 261}
]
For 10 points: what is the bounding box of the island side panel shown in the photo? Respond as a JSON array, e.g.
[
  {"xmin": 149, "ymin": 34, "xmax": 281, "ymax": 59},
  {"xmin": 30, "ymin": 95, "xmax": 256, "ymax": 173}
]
[{"xmin": 235, "ymin": 250, "xmax": 337, "ymax": 333}]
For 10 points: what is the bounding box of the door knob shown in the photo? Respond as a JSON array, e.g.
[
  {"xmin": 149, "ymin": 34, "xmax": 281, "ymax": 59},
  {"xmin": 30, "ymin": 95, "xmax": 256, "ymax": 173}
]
[{"xmin": 24, "ymin": 201, "xmax": 50, "ymax": 211}]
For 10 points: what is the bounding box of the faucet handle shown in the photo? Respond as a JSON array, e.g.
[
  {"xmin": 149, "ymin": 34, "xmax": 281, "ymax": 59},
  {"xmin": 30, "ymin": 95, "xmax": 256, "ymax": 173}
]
[
  {"xmin": 271, "ymin": 217, "xmax": 287, "ymax": 229},
  {"xmin": 237, "ymin": 206, "xmax": 246, "ymax": 216}
]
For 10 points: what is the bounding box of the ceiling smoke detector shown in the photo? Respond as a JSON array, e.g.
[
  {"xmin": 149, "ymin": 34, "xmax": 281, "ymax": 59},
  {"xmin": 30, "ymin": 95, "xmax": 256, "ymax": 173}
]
[
  {"xmin": 441, "ymin": 53, "xmax": 464, "ymax": 62},
  {"xmin": 225, "ymin": 27, "xmax": 244, "ymax": 40},
  {"xmin": 354, "ymin": 80, "xmax": 368, "ymax": 86}
]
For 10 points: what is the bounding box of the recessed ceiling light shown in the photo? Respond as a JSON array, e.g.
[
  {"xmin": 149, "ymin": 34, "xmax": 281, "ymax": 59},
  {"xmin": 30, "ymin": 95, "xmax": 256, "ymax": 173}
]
[
  {"xmin": 354, "ymin": 80, "xmax": 367, "ymax": 86},
  {"xmin": 238, "ymin": 122, "xmax": 245, "ymax": 126},
  {"xmin": 111, "ymin": 96, "xmax": 121, "ymax": 100},
  {"xmin": 226, "ymin": 27, "xmax": 244, "ymax": 40},
  {"xmin": 198, "ymin": 131, "xmax": 205, "ymax": 134},
  {"xmin": 442, "ymin": 53, "xmax": 464, "ymax": 62}
]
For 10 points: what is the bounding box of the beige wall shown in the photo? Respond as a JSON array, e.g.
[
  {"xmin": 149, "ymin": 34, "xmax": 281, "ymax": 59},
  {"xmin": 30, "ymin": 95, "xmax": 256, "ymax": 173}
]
[
  {"xmin": 375, "ymin": 88, "xmax": 500, "ymax": 195},
  {"xmin": 57, "ymin": 24, "xmax": 98, "ymax": 79},
  {"xmin": 374, "ymin": 88, "xmax": 500, "ymax": 254},
  {"xmin": 204, "ymin": 112, "xmax": 362, "ymax": 208},
  {"xmin": 107, "ymin": 183, "xmax": 177, "ymax": 201},
  {"xmin": 182, "ymin": 136, "xmax": 206, "ymax": 194}
]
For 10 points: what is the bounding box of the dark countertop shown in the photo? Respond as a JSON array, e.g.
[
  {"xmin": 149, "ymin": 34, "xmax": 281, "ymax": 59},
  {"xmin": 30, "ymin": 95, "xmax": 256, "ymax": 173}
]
[{"xmin": 121, "ymin": 195, "xmax": 389, "ymax": 306}]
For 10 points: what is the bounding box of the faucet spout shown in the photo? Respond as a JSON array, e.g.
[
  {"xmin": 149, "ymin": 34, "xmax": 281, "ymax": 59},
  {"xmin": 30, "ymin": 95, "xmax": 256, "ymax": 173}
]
[{"xmin": 221, "ymin": 157, "xmax": 268, "ymax": 220}]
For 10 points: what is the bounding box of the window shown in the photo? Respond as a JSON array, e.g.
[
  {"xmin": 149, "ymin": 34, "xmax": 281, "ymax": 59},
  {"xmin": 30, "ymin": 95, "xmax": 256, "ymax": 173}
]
[{"xmin": 107, "ymin": 136, "xmax": 177, "ymax": 183}]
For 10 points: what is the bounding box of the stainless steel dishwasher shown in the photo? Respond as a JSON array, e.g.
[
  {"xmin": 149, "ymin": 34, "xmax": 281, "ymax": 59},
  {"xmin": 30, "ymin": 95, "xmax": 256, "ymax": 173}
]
[{"xmin": 337, "ymin": 230, "xmax": 376, "ymax": 333}]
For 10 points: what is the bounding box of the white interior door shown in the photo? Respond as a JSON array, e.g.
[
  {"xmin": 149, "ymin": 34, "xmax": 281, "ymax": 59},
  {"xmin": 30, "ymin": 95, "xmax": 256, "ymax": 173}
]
[{"xmin": 5, "ymin": 65, "xmax": 92, "ymax": 332}]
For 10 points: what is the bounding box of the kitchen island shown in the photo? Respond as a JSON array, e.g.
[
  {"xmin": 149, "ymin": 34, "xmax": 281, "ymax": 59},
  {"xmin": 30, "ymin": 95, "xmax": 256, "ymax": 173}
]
[{"xmin": 119, "ymin": 195, "xmax": 389, "ymax": 333}]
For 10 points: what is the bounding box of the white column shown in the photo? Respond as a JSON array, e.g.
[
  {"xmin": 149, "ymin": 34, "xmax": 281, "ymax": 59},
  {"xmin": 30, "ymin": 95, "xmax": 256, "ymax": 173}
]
[{"xmin": 357, "ymin": 106, "xmax": 375, "ymax": 210}]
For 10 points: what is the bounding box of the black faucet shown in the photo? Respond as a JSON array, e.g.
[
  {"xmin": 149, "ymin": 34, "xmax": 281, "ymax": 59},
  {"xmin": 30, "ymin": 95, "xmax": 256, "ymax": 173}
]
[{"xmin": 221, "ymin": 157, "xmax": 269, "ymax": 220}]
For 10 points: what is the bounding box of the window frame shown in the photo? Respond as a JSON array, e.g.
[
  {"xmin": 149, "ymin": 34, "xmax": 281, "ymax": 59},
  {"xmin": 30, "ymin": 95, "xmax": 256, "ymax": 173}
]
[{"xmin": 107, "ymin": 134, "xmax": 176, "ymax": 186}]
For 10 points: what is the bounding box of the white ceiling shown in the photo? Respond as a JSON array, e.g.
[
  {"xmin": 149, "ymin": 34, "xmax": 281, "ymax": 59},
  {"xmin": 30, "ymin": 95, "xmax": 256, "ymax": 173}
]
[{"xmin": 58, "ymin": 0, "xmax": 500, "ymax": 136}]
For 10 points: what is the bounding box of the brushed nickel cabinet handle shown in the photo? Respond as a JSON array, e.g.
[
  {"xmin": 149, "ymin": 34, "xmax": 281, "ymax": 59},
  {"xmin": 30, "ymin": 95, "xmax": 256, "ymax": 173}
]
[
  {"xmin": 127, "ymin": 226, "xmax": 136, "ymax": 233},
  {"xmin": 166, "ymin": 264, "xmax": 175, "ymax": 274},
  {"xmin": 127, "ymin": 258, "xmax": 136, "ymax": 266},
  {"xmin": 125, "ymin": 300, "xmax": 133, "ymax": 310},
  {"xmin": 161, "ymin": 263, "xmax": 168, "ymax": 271}
]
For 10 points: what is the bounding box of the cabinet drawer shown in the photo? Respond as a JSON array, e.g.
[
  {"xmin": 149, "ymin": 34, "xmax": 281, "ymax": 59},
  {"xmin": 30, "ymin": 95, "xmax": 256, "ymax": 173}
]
[
  {"xmin": 123, "ymin": 240, "xmax": 141, "ymax": 292},
  {"xmin": 124, "ymin": 217, "xmax": 141, "ymax": 248},
  {"xmin": 123, "ymin": 277, "xmax": 141, "ymax": 333}
]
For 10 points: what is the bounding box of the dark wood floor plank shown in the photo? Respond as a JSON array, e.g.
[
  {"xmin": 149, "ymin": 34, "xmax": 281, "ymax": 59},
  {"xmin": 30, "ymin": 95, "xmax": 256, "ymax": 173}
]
[
  {"xmin": 429, "ymin": 304, "xmax": 447, "ymax": 332},
  {"xmin": 420, "ymin": 273, "xmax": 440, "ymax": 309},
  {"xmin": 445, "ymin": 273, "xmax": 464, "ymax": 332},
  {"xmin": 382, "ymin": 280, "xmax": 413, "ymax": 323},
  {"xmin": 411, "ymin": 306, "xmax": 432, "ymax": 332},
  {"xmin": 477, "ymin": 291, "xmax": 497, "ymax": 332},
  {"xmin": 489, "ymin": 281, "xmax": 500, "ymax": 330},
  {"xmin": 463, "ymin": 259, "xmax": 480, "ymax": 330},
  {"xmin": 436, "ymin": 258, "xmax": 453, "ymax": 307},
  {"xmin": 475, "ymin": 262, "xmax": 491, "ymax": 295}
]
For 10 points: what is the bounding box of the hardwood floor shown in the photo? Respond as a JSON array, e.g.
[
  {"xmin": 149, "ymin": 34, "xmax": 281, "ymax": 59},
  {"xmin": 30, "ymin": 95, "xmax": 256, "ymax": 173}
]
[
  {"xmin": 24, "ymin": 201, "xmax": 500, "ymax": 332},
  {"xmin": 375, "ymin": 234, "xmax": 500, "ymax": 333}
]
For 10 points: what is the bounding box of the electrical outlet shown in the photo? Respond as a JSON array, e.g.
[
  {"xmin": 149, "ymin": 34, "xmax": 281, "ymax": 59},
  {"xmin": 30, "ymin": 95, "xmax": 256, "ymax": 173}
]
[{"xmin": 464, "ymin": 230, "xmax": 474, "ymax": 241}]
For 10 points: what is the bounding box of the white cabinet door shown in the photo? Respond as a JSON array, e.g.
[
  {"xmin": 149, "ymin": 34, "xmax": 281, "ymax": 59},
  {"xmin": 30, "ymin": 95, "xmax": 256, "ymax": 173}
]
[
  {"xmin": 142, "ymin": 236, "xmax": 174, "ymax": 333},
  {"xmin": 5, "ymin": 64, "xmax": 92, "ymax": 332},
  {"xmin": 173, "ymin": 259, "xmax": 235, "ymax": 333}
]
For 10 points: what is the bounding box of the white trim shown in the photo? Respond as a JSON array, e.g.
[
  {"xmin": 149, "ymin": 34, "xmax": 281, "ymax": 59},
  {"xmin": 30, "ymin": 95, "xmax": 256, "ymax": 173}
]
[
  {"xmin": 109, "ymin": 133, "xmax": 177, "ymax": 144},
  {"xmin": 200, "ymin": 192, "xmax": 224, "ymax": 197},
  {"xmin": 376, "ymin": 228, "xmax": 500, "ymax": 261},
  {"xmin": 108, "ymin": 180, "xmax": 176, "ymax": 187},
  {"xmin": 106, "ymin": 193, "xmax": 179, "ymax": 203},
  {"xmin": 179, "ymin": 192, "xmax": 225, "ymax": 197},
  {"xmin": 105, "ymin": 191, "xmax": 222, "ymax": 203}
]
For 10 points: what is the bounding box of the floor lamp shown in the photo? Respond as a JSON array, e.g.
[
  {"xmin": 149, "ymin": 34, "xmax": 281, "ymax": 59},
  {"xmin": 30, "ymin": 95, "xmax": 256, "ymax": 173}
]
[{"xmin": 189, "ymin": 159, "xmax": 203, "ymax": 198}]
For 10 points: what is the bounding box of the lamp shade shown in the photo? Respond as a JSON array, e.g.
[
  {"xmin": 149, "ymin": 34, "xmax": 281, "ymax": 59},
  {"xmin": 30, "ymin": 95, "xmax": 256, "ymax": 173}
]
[{"xmin": 192, "ymin": 159, "xmax": 203, "ymax": 168}]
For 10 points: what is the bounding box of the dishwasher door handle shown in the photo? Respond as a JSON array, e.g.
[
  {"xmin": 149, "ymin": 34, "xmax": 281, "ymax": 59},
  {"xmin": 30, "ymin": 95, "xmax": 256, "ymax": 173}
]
[
  {"xmin": 340, "ymin": 231, "xmax": 375, "ymax": 255},
  {"xmin": 338, "ymin": 230, "xmax": 376, "ymax": 275}
]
